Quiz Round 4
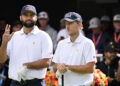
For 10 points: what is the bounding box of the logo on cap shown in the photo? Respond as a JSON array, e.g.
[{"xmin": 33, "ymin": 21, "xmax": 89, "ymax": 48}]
[
  {"xmin": 77, "ymin": 18, "xmax": 80, "ymax": 21},
  {"xmin": 25, "ymin": 6, "xmax": 33, "ymax": 10},
  {"xmin": 66, "ymin": 13, "xmax": 72, "ymax": 18}
]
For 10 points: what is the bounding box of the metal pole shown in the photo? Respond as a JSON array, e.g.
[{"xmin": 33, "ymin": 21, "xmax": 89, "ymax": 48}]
[{"xmin": 61, "ymin": 75, "xmax": 64, "ymax": 86}]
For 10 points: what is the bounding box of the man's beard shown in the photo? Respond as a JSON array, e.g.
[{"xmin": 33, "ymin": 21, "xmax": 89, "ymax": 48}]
[{"xmin": 21, "ymin": 20, "xmax": 36, "ymax": 28}]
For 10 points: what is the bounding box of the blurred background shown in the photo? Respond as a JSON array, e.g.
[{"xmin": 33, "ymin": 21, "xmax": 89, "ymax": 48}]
[{"xmin": 0, "ymin": 0, "xmax": 120, "ymax": 31}]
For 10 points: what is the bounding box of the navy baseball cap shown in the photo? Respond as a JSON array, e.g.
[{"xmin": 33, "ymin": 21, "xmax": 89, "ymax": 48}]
[
  {"xmin": 21, "ymin": 5, "xmax": 37, "ymax": 15},
  {"xmin": 64, "ymin": 12, "xmax": 82, "ymax": 22}
]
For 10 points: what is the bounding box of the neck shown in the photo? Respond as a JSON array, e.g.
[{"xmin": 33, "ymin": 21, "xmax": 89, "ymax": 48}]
[
  {"xmin": 41, "ymin": 25, "xmax": 48, "ymax": 28},
  {"xmin": 70, "ymin": 32, "xmax": 80, "ymax": 43},
  {"xmin": 23, "ymin": 26, "xmax": 34, "ymax": 34}
]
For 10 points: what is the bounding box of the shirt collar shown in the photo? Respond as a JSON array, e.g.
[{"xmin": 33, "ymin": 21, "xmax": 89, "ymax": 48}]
[
  {"xmin": 67, "ymin": 33, "xmax": 83, "ymax": 43},
  {"xmin": 20, "ymin": 26, "xmax": 39, "ymax": 35}
]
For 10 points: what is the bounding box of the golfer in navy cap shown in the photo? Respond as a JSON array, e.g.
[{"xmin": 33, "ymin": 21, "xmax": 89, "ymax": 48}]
[
  {"xmin": 53, "ymin": 12, "xmax": 96, "ymax": 86},
  {"xmin": 0, "ymin": 4, "xmax": 53, "ymax": 86}
]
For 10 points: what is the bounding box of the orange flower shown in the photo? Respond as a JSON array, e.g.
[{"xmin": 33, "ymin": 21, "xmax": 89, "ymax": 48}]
[
  {"xmin": 44, "ymin": 70, "xmax": 59, "ymax": 86},
  {"xmin": 92, "ymin": 69, "xmax": 108, "ymax": 86}
]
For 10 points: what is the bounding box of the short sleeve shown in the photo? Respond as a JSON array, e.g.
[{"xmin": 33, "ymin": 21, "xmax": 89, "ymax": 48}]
[
  {"xmin": 83, "ymin": 40, "xmax": 97, "ymax": 63},
  {"xmin": 41, "ymin": 33, "xmax": 53, "ymax": 59}
]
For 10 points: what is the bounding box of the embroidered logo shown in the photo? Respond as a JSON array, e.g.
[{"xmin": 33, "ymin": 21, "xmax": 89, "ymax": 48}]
[
  {"xmin": 32, "ymin": 42, "xmax": 35, "ymax": 45},
  {"xmin": 76, "ymin": 48, "xmax": 79, "ymax": 52}
]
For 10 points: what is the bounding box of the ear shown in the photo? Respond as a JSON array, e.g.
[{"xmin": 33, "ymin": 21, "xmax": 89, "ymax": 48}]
[
  {"xmin": 33, "ymin": 15, "xmax": 37, "ymax": 21},
  {"xmin": 35, "ymin": 16, "xmax": 38, "ymax": 21},
  {"xmin": 47, "ymin": 18, "xmax": 49, "ymax": 22},
  {"xmin": 78, "ymin": 23, "xmax": 83, "ymax": 29},
  {"xmin": 20, "ymin": 16, "xmax": 22, "ymax": 21},
  {"xmin": 79, "ymin": 23, "xmax": 82, "ymax": 27}
]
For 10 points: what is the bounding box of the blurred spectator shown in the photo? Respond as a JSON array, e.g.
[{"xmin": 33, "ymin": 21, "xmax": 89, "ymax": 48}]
[
  {"xmin": 100, "ymin": 16, "xmax": 112, "ymax": 34},
  {"xmin": 11, "ymin": 20, "xmax": 22, "ymax": 32},
  {"xmin": 57, "ymin": 29, "xmax": 68, "ymax": 44},
  {"xmin": 96, "ymin": 41, "xmax": 120, "ymax": 86},
  {"xmin": 87, "ymin": 17, "xmax": 107, "ymax": 54},
  {"xmin": 112, "ymin": 14, "xmax": 120, "ymax": 53},
  {"xmin": 59, "ymin": 18, "xmax": 65, "ymax": 30},
  {"xmin": 38, "ymin": 11, "xmax": 57, "ymax": 51},
  {"xmin": 57, "ymin": 18, "xmax": 68, "ymax": 44}
]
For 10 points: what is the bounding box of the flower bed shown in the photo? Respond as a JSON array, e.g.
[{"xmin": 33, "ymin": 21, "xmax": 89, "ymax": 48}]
[{"xmin": 44, "ymin": 69, "xmax": 108, "ymax": 86}]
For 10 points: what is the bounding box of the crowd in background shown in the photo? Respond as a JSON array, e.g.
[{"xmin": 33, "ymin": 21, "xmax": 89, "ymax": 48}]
[{"xmin": 0, "ymin": 11, "xmax": 120, "ymax": 86}]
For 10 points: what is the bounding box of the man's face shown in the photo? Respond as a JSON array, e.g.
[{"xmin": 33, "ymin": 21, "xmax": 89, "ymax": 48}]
[
  {"xmin": 92, "ymin": 27, "xmax": 101, "ymax": 34},
  {"xmin": 113, "ymin": 21, "xmax": 120, "ymax": 31},
  {"xmin": 104, "ymin": 52, "xmax": 116, "ymax": 61},
  {"xmin": 20, "ymin": 12, "xmax": 37, "ymax": 28},
  {"xmin": 65, "ymin": 21, "xmax": 80, "ymax": 36},
  {"xmin": 101, "ymin": 22, "xmax": 109, "ymax": 31},
  {"xmin": 38, "ymin": 18, "xmax": 48, "ymax": 27}
]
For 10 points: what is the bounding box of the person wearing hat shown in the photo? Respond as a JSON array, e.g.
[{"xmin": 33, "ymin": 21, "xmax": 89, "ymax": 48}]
[
  {"xmin": 96, "ymin": 41, "xmax": 120, "ymax": 86},
  {"xmin": 59, "ymin": 18, "xmax": 66, "ymax": 30},
  {"xmin": 38, "ymin": 11, "xmax": 57, "ymax": 51},
  {"xmin": 57, "ymin": 18, "xmax": 69, "ymax": 44},
  {"xmin": 87, "ymin": 17, "xmax": 107, "ymax": 54},
  {"xmin": 112, "ymin": 14, "xmax": 120, "ymax": 53},
  {"xmin": 52, "ymin": 12, "xmax": 96, "ymax": 86},
  {"xmin": 0, "ymin": 5, "xmax": 53, "ymax": 86},
  {"xmin": 57, "ymin": 18, "xmax": 85, "ymax": 44}
]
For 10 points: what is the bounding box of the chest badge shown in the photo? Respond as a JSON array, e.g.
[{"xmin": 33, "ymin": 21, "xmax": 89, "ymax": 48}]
[
  {"xmin": 76, "ymin": 48, "xmax": 79, "ymax": 52},
  {"xmin": 32, "ymin": 42, "xmax": 36, "ymax": 45}
]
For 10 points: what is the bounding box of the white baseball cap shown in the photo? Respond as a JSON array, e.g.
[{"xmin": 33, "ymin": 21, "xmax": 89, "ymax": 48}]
[
  {"xmin": 38, "ymin": 11, "xmax": 48, "ymax": 19},
  {"xmin": 89, "ymin": 17, "xmax": 100, "ymax": 29},
  {"xmin": 101, "ymin": 16, "xmax": 110, "ymax": 22},
  {"xmin": 113, "ymin": 14, "xmax": 120, "ymax": 21}
]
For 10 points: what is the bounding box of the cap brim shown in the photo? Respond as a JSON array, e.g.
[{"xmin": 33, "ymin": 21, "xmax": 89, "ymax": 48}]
[
  {"xmin": 88, "ymin": 25, "xmax": 99, "ymax": 29},
  {"xmin": 104, "ymin": 49, "xmax": 116, "ymax": 52},
  {"xmin": 38, "ymin": 17, "xmax": 48, "ymax": 19},
  {"xmin": 113, "ymin": 20, "xmax": 120, "ymax": 22},
  {"xmin": 21, "ymin": 11, "xmax": 36, "ymax": 15},
  {"xmin": 64, "ymin": 18, "xmax": 75, "ymax": 22}
]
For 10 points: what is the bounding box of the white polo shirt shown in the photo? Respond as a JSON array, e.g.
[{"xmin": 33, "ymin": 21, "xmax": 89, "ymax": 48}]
[
  {"xmin": 52, "ymin": 34, "xmax": 96, "ymax": 86},
  {"xmin": 7, "ymin": 26, "xmax": 53, "ymax": 81}
]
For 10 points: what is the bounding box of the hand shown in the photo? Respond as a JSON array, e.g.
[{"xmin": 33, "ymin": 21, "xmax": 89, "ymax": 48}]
[
  {"xmin": 57, "ymin": 63, "xmax": 67, "ymax": 74},
  {"xmin": 117, "ymin": 61, "xmax": 120, "ymax": 82},
  {"xmin": 17, "ymin": 65, "xmax": 27, "ymax": 81},
  {"xmin": 117, "ymin": 74, "xmax": 120, "ymax": 82},
  {"xmin": 107, "ymin": 77, "xmax": 113, "ymax": 83},
  {"xmin": 2, "ymin": 24, "xmax": 14, "ymax": 44},
  {"xmin": 23, "ymin": 63, "xmax": 30, "ymax": 68}
]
